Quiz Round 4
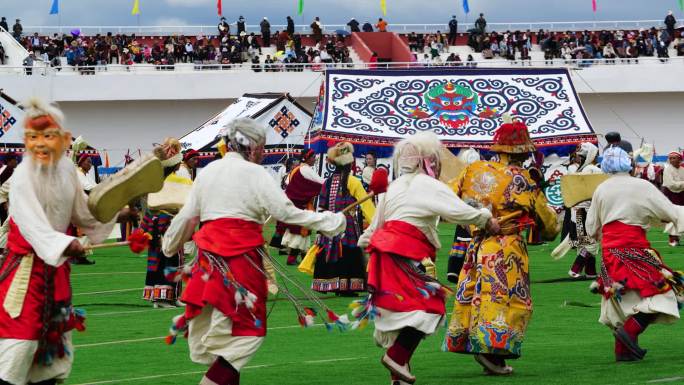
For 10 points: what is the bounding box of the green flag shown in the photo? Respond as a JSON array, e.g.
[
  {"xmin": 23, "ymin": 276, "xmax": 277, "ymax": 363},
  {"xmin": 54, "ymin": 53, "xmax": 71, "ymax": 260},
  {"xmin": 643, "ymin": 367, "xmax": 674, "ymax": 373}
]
[
  {"xmin": 298, "ymin": 0, "xmax": 304, "ymax": 15},
  {"xmin": 679, "ymin": 0, "xmax": 684, "ymax": 11}
]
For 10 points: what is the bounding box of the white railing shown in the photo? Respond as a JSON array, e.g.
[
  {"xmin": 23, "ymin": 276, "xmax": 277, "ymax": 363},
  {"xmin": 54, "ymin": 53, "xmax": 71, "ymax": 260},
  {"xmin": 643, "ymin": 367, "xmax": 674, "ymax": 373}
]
[
  {"xmin": 19, "ymin": 19, "xmax": 669, "ymax": 36},
  {"xmin": 1, "ymin": 56, "xmax": 682, "ymax": 76}
]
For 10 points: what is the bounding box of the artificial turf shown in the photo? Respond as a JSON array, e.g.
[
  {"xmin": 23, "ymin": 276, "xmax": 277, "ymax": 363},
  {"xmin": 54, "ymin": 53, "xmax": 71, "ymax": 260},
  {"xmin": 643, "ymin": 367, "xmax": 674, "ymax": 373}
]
[{"xmin": 66, "ymin": 224, "xmax": 684, "ymax": 385}]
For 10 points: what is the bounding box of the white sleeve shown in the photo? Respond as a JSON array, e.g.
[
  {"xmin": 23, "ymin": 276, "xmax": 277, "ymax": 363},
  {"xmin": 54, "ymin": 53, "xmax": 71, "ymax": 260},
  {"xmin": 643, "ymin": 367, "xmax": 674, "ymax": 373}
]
[
  {"xmin": 77, "ymin": 170, "xmax": 96, "ymax": 192},
  {"xmin": 645, "ymin": 182, "xmax": 681, "ymax": 226},
  {"xmin": 254, "ymin": 168, "xmax": 345, "ymax": 237},
  {"xmin": 9, "ymin": 172, "xmax": 74, "ymax": 266},
  {"xmin": 358, "ymin": 194, "xmax": 384, "ymax": 248},
  {"xmin": 419, "ymin": 177, "xmax": 492, "ymax": 229},
  {"xmin": 585, "ymin": 189, "xmax": 602, "ymax": 239},
  {"xmin": 162, "ymin": 178, "xmax": 201, "ymax": 256},
  {"xmin": 71, "ymin": 176, "xmax": 117, "ymax": 245},
  {"xmin": 300, "ymin": 164, "xmax": 324, "ymax": 184}
]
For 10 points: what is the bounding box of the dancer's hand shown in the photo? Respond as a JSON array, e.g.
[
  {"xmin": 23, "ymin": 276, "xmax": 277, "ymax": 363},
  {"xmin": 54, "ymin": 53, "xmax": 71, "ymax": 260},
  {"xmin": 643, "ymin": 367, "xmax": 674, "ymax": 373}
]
[{"xmin": 64, "ymin": 239, "xmax": 86, "ymax": 258}]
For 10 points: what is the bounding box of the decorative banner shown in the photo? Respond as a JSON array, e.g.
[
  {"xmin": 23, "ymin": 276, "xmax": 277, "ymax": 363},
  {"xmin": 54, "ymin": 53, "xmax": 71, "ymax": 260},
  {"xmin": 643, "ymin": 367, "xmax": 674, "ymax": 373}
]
[
  {"xmin": 315, "ymin": 68, "xmax": 596, "ymax": 152},
  {"xmin": 380, "ymin": 0, "xmax": 387, "ymax": 16},
  {"xmin": 462, "ymin": 0, "xmax": 470, "ymax": 14},
  {"xmin": 131, "ymin": 0, "xmax": 141, "ymax": 16},
  {"xmin": 0, "ymin": 94, "xmax": 24, "ymax": 145},
  {"xmin": 592, "ymin": 0, "xmax": 597, "ymax": 12},
  {"xmin": 298, "ymin": 0, "xmax": 304, "ymax": 16},
  {"xmin": 217, "ymin": 0, "xmax": 222, "ymax": 16},
  {"xmin": 49, "ymin": 0, "xmax": 59, "ymax": 15}
]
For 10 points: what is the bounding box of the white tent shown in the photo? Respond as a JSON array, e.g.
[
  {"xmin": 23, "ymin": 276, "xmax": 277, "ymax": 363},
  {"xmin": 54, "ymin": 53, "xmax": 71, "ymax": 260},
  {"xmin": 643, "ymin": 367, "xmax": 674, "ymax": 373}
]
[
  {"xmin": 0, "ymin": 91, "xmax": 24, "ymax": 147},
  {"xmin": 179, "ymin": 93, "xmax": 312, "ymax": 164}
]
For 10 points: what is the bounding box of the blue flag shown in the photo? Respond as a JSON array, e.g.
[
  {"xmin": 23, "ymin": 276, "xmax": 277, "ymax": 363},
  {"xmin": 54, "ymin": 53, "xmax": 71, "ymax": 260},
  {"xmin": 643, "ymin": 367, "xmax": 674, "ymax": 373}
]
[
  {"xmin": 462, "ymin": 0, "xmax": 470, "ymax": 14},
  {"xmin": 50, "ymin": 0, "xmax": 59, "ymax": 15}
]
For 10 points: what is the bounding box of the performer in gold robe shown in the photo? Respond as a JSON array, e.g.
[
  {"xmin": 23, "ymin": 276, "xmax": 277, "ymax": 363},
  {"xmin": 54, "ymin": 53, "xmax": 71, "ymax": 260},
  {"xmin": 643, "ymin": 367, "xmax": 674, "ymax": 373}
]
[{"xmin": 445, "ymin": 120, "xmax": 559, "ymax": 375}]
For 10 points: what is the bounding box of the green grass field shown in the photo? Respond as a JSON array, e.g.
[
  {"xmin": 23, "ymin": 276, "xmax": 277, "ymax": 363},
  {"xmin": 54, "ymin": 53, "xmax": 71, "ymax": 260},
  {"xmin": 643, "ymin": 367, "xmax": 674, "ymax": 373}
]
[{"xmin": 67, "ymin": 225, "xmax": 684, "ymax": 385}]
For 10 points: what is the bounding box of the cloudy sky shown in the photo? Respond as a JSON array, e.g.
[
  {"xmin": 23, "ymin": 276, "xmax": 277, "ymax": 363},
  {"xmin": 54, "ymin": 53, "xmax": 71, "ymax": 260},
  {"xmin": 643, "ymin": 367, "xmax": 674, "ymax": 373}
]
[{"xmin": 0, "ymin": 0, "xmax": 679, "ymax": 28}]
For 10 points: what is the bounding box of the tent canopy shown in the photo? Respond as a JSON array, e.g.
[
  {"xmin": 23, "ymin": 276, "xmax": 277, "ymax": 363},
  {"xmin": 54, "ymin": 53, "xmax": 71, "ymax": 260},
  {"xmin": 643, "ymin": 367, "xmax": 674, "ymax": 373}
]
[
  {"xmin": 307, "ymin": 68, "xmax": 597, "ymax": 158},
  {"xmin": 179, "ymin": 93, "xmax": 313, "ymax": 165}
]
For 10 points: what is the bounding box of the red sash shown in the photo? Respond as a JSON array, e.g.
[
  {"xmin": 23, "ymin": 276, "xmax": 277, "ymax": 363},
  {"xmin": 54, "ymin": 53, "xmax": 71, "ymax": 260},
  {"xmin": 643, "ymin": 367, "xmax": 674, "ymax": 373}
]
[
  {"xmin": 184, "ymin": 218, "xmax": 267, "ymax": 337},
  {"xmin": 601, "ymin": 221, "xmax": 651, "ymax": 249},
  {"xmin": 366, "ymin": 221, "xmax": 444, "ymax": 315},
  {"xmin": 193, "ymin": 218, "xmax": 264, "ymax": 257}
]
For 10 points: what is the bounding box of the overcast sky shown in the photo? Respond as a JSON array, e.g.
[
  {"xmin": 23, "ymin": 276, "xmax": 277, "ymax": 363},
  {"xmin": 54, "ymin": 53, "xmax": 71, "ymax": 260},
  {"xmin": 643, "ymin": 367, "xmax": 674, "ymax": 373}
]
[{"xmin": 0, "ymin": 0, "xmax": 680, "ymax": 27}]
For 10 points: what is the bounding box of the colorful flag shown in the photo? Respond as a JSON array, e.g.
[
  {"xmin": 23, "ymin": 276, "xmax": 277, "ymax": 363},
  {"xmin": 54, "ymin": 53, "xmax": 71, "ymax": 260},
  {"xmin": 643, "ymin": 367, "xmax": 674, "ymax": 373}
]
[
  {"xmin": 131, "ymin": 0, "xmax": 141, "ymax": 16},
  {"xmin": 298, "ymin": 0, "xmax": 304, "ymax": 16},
  {"xmin": 217, "ymin": 0, "xmax": 222, "ymax": 16},
  {"xmin": 679, "ymin": 0, "xmax": 684, "ymax": 11},
  {"xmin": 104, "ymin": 151, "xmax": 110, "ymax": 168},
  {"xmin": 380, "ymin": 0, "xmax": 387, "ymax": 16},
  {"xmin": 462, "ymin": 0, "xmax": 470, "ymax": 14},
  {"xmin": 592, "ymin": 0, "xmax": 597, "ymax": 12},
  {"xmin": 49, "ymin": 0, "xmax": 59, "ymax": 15}
]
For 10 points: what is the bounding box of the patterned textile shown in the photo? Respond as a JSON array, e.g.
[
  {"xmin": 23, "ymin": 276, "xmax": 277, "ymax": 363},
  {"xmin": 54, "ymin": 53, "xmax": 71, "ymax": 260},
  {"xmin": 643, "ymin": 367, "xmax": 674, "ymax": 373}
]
[
  {"xmin": 140, "ymin": 211, "xmax": 181, "ymax": 302},
  {"xmin": 315, "ymin": 173, "xmax": 363, "ymax": 262},
  {"xmin": 309, "ymin": 69, "xmax": 596, "ymax": 152},
  {"xmin": 445, "ymin": 160, "xmax": 558, "ymax": 358}
]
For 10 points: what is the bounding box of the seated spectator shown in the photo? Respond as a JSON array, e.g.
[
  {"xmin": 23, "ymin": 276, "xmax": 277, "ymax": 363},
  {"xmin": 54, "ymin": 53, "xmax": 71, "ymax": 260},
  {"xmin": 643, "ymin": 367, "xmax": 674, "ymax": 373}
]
[
  {"xmin": 319, "ymin": 49, "xmax": 333, "ymax": 63},
  {"xmin": 376, "ymin": 18, "xmax": 388, "ymax": 32},
  {"xmin": 408, "ymin": 32, "xmax": 419, "ymax": 52},
  {"xmin": 362, "ymin": 22, "xmax": 374, "ymax": 32},
  {"xmin": 603, "ymin": 42, "xmax": 617, "ymax": 60},
  {"xmin": 674, "ymin": 35, "xmax": 684, "ymax": 56},
  {"xmin": 368, "ymin": 51, "xmax": 378, "ymax": 69},
  {"xmin": 251, "ymin": 55, "xmax": 262, "ymax": 72},
  {"xmin": 466, "ymin": 54, "xmax": 476, "ymax": 67}
]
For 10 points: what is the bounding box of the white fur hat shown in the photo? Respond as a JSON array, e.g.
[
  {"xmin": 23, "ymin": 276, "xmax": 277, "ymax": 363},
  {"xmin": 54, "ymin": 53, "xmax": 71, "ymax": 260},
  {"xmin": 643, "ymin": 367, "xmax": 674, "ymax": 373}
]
[
  {"xmin": 327, "ymin": 142, "xmax": 354, "ymax": 166},
  {"xmin": 222, "ymin": 117, "xmax": 267, "ymax": 149}
]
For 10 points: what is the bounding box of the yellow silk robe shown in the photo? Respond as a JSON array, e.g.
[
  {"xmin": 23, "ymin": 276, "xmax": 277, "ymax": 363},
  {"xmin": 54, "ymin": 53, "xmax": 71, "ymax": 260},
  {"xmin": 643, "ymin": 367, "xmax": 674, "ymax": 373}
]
[{"xmin": 445, "ymin": 160, "xmax": 558, "ymax": 358}]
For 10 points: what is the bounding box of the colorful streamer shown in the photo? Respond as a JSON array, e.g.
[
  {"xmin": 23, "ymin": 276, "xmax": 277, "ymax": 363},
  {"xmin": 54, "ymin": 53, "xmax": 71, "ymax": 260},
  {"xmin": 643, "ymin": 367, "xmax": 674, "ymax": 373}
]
[
  {"xmin": 679, "ymin": 0, "xmax": 684, "ymax": 11},
  {"xmin": 380, "ymin": 0, "xmax": 387, "ymax": 16},
  {"xmin": 298, "ymin": 0, "xmax": 304, "ymax": 16},
  {"xmin": 217, "ymin": 0, "xmax": 223, "ymax": 16},
  {"xmin": 131, "ymin": 0, "xmax": 141, "ymax": 16},
  {"xmin": 49, "ymin": 0, "xmax": 59, "ymax": 15},
  {"xmin": 592, "ymin": 0, "xmax": 597, "ymax": 12},
  {"xmin": 462, "ymin": 0, "xmax": 470, "ymax": 14}
]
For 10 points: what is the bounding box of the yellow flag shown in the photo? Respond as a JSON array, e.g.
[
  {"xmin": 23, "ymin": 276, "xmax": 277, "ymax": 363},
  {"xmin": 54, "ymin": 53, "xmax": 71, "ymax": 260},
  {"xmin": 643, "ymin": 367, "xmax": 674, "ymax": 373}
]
[
  {"xmin": 131, "ymin": 0, "xmax": 141, "ymax": 15},
  {"xmin": 380, "ymin": 0, "xmax": 387, "ymax": 15}
]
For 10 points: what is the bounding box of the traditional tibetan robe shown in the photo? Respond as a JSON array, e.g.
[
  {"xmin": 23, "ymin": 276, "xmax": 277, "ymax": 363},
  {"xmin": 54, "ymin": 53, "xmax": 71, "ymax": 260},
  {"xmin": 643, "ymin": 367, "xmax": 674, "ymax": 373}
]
[
  {"xmin": 445, "ymin": 160, "xmax": 558, "ymax": 358},
  {"xmin": 280, "ymin": 164, "xmax": 324, "ymax": 252},
  {"xmin": 162, "ymin": 152, "xmax": 344, "ymax": 371},
  {"xmin": 585, "ymin": 174, "xmax": 684, "ymax": 328},
  {"xmin": 358, "ymin": 173, "xmax": 491, "ymax": 347},
  {"xmin": 312, "ymin": 172, "xmax": 375, "ymax": 293},
  {"xmin": 0, "ymin": 157, "xmax": 115, "ymax": 385}
]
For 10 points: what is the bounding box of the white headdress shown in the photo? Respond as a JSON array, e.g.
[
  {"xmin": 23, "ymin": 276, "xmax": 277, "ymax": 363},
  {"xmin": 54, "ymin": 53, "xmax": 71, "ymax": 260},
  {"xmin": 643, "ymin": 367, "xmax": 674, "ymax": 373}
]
[
  {"xmin": 393, "ymin": 131, "xmax": 442, "ymax": 177},
  {"xmin": 222, "ymin": 117, "xmax": 267, "ymax": 150},
  {"xmin": 21, "ymin": 97, "xmax": 65, "ymax": 129}
]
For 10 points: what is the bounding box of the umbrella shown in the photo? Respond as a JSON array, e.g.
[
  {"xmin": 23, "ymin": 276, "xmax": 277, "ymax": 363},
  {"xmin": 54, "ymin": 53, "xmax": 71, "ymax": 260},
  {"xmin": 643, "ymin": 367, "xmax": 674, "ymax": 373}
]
[
  {"xmin": 334, "ymin": 29, "xmax": 351, "ymax": 36},
  {"xmin": 70, "ymin": 28, "xmax": 81, "ymax": 37}
]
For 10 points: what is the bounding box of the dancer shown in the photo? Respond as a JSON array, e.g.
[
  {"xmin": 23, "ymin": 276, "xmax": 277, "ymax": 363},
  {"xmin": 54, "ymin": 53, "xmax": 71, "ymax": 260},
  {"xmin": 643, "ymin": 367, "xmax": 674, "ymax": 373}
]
[
  {"xmin": 357, "ymin": 133, "xmax": 497, "ymax": 385},
  {"xmin": 141, "ymin": 138, "xmax": 191, "ymax": 308},
  {"xmin": 269, "ymin": 156, "xmax": 300, "ymax": 254},
  {"xmin": 161, "ymin": 118, "xmax": 346, "ymax": 385},
  {"xmin": 586, "ymin": 146, "xmax": 684, "ymax": 362},
  {"xmin": 0, "ymin": 99, "xmax": 118, "ymax": 385},
  {"xmin": 567, "ymin": 142, "xmax": 602, "ymax": 278},
  {"xmin": 661, "ymin": 151, "xmax": 684, "ymax": 246},
  {"xmin": 75, "ymin": 153, "xmax": 96, "ymax": 193},
  {"xmin": 445, "ymin": 120, "xmax": 558, "ymax": 375},
  {"xmin": 446, "ymin": 147, "xmax": 481, "ymax": 283},
  {"xmin": 178, "ymin": 149, "xmax": 199, "ymax": 181},
  {"xmin": 280, "ymin": 148, "xmax": 324, "ymax": 265},
  {"xmin": 312, "ymin": 142, "xmax": 375, "ymax": 295}
]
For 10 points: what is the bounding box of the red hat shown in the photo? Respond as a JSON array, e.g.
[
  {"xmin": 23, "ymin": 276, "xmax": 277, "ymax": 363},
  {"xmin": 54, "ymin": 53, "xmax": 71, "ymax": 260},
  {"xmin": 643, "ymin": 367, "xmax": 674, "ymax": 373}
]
[
  {"xmin": 668, "ymin": 151, "xmax": 682, "ymax": 159},
  {"xmin": 300, "ymin": 148, "xmax": 315, "ymax": 162},
  {"xmin": 77, "ymin": 153, "xmax": 90, "ymax": 166},
  {"xmin": 183, "ymin": 149, "xmax": 199, "ymax": 162},
  {"xmin": 491, "ymin": 121, "xmax": 536, "ymax": 154}
]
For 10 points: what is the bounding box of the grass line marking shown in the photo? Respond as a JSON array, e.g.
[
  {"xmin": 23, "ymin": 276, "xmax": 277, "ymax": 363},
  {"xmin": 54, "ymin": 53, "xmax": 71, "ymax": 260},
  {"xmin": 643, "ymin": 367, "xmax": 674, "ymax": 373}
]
[
  {"xmin": 648, "ymin": 377, "xmax": 684, "ymax": 383},
  {"xmin": 73, "ymin": 288, "xmax": 141, "ymax": 296},
  {"xmin": 70, "ymin": 356, "xmax": 367, "ymax": 384}
]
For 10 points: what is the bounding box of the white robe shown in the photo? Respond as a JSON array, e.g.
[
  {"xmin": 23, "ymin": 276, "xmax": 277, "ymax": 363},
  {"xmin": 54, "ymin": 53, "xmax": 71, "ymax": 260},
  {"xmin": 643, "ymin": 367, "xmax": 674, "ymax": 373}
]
[
  {"xmin": 663, "ymin": 163, "xmax": 684, "ymax": 194},
  {"xmin": 161, "ymin": 152, "xmax": 345, "ymax": 370},
  {"xmin": 586, "ymin": 174, "xmax": 683, "ymax": 327},
  {"xmin": 0, "ymin": 157, "xmax": 116, "ymax": 385},
  {"xmin": 76, "ymin": 167, "xmax": 96, "ymax": 192},
  {"xmin": 358, "ymin": 173, "xmax": 492, "ymax": 346}
]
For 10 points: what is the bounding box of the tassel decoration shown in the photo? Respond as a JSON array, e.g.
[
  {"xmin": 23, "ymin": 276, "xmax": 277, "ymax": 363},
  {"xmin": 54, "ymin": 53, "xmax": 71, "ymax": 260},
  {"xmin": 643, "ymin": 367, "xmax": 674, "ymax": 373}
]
[{"xmin": 128, "ymin": 229, "xmax": 151, "ymax": 254}]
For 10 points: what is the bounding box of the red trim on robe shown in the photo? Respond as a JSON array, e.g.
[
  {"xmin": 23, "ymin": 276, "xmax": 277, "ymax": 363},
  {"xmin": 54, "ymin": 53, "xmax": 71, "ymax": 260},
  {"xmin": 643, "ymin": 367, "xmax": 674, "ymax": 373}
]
[
  {"xmin": 600, "ymin": 221, "xmax": 670, "ymax": 298},
  {"xmin": 366, "ymin": 220, "xmax": 444, "ymax": 315},
  {"xmin": 0, "ymin": 221, "xmax": 72, "ymax": 340},
  {"xmin": 183, "ymin": 218, "xmax": 267, "ymax": 337}
]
